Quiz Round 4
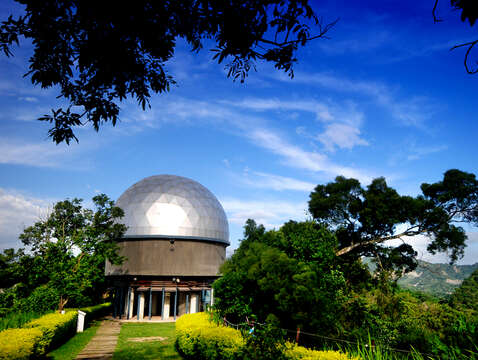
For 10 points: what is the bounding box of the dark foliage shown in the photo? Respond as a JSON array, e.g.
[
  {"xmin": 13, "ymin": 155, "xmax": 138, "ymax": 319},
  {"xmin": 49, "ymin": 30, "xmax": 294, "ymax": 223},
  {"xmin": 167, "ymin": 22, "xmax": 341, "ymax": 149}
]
[
  {"xmin": 0, "ymin": 1, "xmax": 334, "ymax": 144},
  {"xmin": 308, "ymin": 169, "xmax": 478, "ymax": 269}
]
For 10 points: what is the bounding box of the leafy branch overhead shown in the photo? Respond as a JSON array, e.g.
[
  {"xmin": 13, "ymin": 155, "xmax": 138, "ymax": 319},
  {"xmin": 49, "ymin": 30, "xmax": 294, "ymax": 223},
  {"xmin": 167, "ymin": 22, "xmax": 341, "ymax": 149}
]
[
  {"xmin": 0, "ymin": 1, "xmax": 335, "ymax": 144},
  {"xmin": 308, "ymin": 169, "xmax": 478, "ymax": 268}
]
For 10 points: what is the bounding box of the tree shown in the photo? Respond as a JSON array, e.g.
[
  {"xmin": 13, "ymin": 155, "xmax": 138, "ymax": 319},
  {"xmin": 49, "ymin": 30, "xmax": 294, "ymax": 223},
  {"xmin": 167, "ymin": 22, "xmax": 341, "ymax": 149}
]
[
  {"xmin": 213, "ymin": 220, "xmax": 347, "ymax": 334},
  {"xmin": 433, "ymin": 0, "xmax": 478, "ymax": 74},
  {"xmin": 18, "ymin": 194, "xmax": 126, "ymax": 310},
  {"xmin": 449, "ymin": 267, "xmax": 478, "ymax": 312},
  {"xmin": 308, "ymin": 169, "xmax": 478, "ymax": 272},
  {"xmin": 0, "ymin": 1, "xmax": 335, "ymax": 144}
]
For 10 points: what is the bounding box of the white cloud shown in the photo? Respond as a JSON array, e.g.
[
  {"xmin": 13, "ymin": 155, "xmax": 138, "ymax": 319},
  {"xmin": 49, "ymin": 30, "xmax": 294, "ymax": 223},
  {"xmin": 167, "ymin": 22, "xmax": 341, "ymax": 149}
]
[
  {"xmin": 407, "ymin": 144, "xmax": 448, "ymax": 161},
  {"xmin": 274, "ymin": 72, "xmax": 435, "ymax": 128},
  {"xmin": 318, "ymin": 123, "xmax": 369, "ymax": 152},
  {"xmin": 120, "ymin": 96, "xmax": 375, "ymax": 182},
  {"xmin": 246, "ymin": 127, "xmax": 374, "ymax": 183},
  {"xmin": 385, "ymin": 232, "xmax": 478, "ymax": 265},
  {"xmin": 0, "ymin": 139, "xmax": 68, "ymax": 167},
  {"xmin": 221, "ymin": 198, "xmax": 308, "ymax": 229},
  {"xmin": 18, "ymin": 96, "xmax": 38, "ymax": 103},
  {"xmin": 225, "ymin": 97, "xmax": 369, "ymax": 152},
  {"xmin": 241, "ymin": 170, "xmax": 316, "ymax": 192},
  {"xmin": 0, "ymin": 188, "xmax": 52, "ymax": 249}
]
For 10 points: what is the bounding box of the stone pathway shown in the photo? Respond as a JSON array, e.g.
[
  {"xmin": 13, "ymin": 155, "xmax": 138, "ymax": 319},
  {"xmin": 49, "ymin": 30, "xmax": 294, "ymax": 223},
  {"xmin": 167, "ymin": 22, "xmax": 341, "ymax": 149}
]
[{"xmin": 76, "ymin": 320, "xmax": 121, "ymax": 359}]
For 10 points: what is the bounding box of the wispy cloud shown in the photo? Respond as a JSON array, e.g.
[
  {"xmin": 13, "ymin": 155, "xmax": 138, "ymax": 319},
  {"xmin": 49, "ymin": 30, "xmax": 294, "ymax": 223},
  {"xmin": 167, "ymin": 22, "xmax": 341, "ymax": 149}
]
[
  {"xmin": 246, "ymin": 127, "xmax": 374, "ymax": 183},
  {"xmin": 0, "ymin": 188, "xmax": 53, "ymax": 249},
  {"xmin": 221, "ymin": 198, "xmax": 308, "ymax": 228},
  {"xmin": 316, "ymin": 123, "xmax": 369, "ymax": 152},
  {"xmin": 119, "ymin": 95, "xmax": 375, "ymax": 182},
  {"xmin": 407, "ymin": 144, "xmax": 448, "ymax": 161},
  {"xmin": 0, "ymin": 137, "xmax": 93, "ymax": 169},
  {"xmin": 224, "ymin": 97, "xmax": 369, "ymax": 152},
  {"xmin": 240, "ymin": 170, "xmax": 316, "ymax": 192},
  {"xmin": 0, "ymin": 139, "xmax": 67, "ymax": 167},
  {"xmin": 273, "ymin": 72, "xmax": 435, "ymax": 128}
]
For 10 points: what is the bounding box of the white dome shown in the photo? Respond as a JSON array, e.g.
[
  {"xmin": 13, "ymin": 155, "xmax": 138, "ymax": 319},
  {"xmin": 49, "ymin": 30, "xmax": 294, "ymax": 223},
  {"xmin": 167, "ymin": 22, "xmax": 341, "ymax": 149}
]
[{"xmin": 116, "ymin": 175, "xmax": 229, "ymax": 244}]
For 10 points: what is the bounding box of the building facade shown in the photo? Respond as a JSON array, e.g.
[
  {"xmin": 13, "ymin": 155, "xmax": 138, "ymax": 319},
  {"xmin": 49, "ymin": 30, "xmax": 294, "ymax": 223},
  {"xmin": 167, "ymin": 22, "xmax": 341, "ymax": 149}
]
[{"xmin": 105, "ymin": 175, "xmax": 229, "ymax": 320}]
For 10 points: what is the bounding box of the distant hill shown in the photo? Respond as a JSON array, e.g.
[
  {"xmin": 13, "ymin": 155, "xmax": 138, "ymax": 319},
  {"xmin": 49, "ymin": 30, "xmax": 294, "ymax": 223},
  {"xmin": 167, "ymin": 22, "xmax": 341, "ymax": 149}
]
[
  {"xmin": 398, "ymin": 260, "xmax": 478, "ymax": 297},
  {"xmin": 364, "ymin": 259, "xmax": 478, "ymax": 297}
]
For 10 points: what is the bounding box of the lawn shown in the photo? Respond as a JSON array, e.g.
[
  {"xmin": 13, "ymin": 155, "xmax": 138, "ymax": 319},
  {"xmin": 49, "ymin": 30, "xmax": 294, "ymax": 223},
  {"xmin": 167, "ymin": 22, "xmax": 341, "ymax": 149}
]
[
  {"xmin": 113, "ymin": 322, "xmax": 183, "ymax": 360},
  {"xmin": 48, "ymin": 321, "xmax": 101, "ymax": 360}
]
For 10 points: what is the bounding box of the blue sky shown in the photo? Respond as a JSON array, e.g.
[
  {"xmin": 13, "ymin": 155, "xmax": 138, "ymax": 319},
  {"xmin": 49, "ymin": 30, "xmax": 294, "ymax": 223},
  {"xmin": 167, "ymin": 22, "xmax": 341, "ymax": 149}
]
[{"xmin": 0, "ymin": 0, "xmax": 477, "ymax": 264}]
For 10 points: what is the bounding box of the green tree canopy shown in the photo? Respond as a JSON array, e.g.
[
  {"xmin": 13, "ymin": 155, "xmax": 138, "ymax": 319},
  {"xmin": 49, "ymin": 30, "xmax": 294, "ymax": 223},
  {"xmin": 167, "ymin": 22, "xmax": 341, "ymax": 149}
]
[
  {"xmin": 449, "ymin": 267, "xmax": 478, "ymax": 312},
  {"xmin": 0, "ymin": 1, "xmax": 334, "ymax": 144},
  {"xmin": 308, "ymin": 169, "xmax": 478, "ymax": 271},
  {"xmin": 16, "ymin": 194, "xmax": 126, "ymax": 310},
  {"xmin": 213, "ymin": 220, "xmax": 347, "ymax": 333}
]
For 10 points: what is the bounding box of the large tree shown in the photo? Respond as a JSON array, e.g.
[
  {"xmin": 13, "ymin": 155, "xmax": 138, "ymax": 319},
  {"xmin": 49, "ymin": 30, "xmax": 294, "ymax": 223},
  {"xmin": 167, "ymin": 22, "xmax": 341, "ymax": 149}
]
[
  {"xmin": 308, "ymin": 169, "xmax": 478, "ymax": 272},
  {"xmin": 0, "ymin": 1, "xmax": 334, "ymax": 144},
  {"xmin": 214, "ymin": 220, "xmax": 347, "ymax": 333},
  {"xmin": 17, "ymin": 194, "xmax": 126, "ymax": 310}
]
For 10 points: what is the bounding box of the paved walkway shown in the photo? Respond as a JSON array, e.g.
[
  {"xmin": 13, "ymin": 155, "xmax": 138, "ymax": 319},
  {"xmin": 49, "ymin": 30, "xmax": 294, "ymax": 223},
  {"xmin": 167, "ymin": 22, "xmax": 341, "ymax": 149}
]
[{"xmin": 76, "ymin": 320, "xmax": 121, "ymax": 360}]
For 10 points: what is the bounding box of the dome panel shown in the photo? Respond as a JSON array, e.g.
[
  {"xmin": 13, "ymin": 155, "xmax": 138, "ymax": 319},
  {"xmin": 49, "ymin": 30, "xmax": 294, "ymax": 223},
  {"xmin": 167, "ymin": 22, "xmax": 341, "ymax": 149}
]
[{"xmin": 116, "ymin": 175, "xmax": 229, "ymax": 244}]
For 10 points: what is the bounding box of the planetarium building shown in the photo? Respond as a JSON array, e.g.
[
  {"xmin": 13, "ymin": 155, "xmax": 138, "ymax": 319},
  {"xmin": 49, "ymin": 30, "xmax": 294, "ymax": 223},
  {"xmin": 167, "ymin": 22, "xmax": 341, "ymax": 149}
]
[{"xmin": 106, "ymin": 175, "xmax": 229, "ymax": 320}]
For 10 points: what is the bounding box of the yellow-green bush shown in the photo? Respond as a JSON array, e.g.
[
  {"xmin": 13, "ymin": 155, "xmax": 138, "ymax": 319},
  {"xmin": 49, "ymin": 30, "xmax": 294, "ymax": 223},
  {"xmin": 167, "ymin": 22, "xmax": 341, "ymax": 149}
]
[
  {"xmin": 176, "ymin": 312, "xmax": 244, "ymax": 360},
  {"xmin": 284, "ymin": 343, "xmax": 359, "ymax": 360},
  {"xmin": 0, "ymin": 303, "xmax": 111, "ymax": 359},
  {"xmin": 80, "ymin": 302, "xmax": 111, "ymax": 326},
  {"xmin": 24, "ymin": 310, "xmax": 78, "ymax": 355},
  {"xmin": 176, "ymin": 313, "xmax": 355, "ymax": 360},
  {"xmin": 0, "ymin": 327, "xmax": 43, "ymax": 360}
]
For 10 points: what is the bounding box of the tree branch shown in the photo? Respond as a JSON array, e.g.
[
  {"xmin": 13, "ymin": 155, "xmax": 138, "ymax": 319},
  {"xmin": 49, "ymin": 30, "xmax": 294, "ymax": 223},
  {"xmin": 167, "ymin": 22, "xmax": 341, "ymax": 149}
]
[
  {"xmin": 450, "ymin": 39, "xmax": 478, "ymax": 74},
  {"xmin": 259, "ymin": 18, "xmax": 339, "ymax": 47},
  {"xmin": 336, "ymin": 227, "xmax": 426, "ymax": 256}
]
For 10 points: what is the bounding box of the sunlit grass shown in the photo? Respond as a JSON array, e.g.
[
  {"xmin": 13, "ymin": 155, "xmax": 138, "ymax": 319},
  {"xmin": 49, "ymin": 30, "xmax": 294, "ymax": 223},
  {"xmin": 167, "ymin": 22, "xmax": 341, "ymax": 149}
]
[{"xmin": 113, "ymin": 322, "xmax": 183, "ymax": 360}]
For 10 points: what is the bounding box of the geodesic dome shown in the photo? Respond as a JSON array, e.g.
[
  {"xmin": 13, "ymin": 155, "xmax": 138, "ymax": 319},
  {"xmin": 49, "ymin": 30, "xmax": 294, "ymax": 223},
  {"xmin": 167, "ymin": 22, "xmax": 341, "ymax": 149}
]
[{"xmin": 116, "ymin": 175, "xmax": 229, "ymax": 244}]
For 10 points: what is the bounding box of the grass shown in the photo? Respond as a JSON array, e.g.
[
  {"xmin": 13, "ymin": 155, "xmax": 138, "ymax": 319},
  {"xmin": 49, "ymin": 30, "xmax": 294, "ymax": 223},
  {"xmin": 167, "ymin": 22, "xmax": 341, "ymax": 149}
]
[
  {"xmin": 0, "ymin": 311, "xmax": 50, "ymax": 331},
  {"xmin": 113, "ymin": 322, "xmax": 183, "ymax": 360},
  {"xmin": 48, "ymin": 321, "xmax": 101, "ymax": 360}
]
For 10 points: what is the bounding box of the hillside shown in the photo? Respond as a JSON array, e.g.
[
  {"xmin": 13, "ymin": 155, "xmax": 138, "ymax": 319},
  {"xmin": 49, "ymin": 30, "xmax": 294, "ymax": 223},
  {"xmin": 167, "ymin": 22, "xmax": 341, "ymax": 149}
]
[{"xmin": 364, "ymin": 259, "xmax": 478, "ymax": 297}]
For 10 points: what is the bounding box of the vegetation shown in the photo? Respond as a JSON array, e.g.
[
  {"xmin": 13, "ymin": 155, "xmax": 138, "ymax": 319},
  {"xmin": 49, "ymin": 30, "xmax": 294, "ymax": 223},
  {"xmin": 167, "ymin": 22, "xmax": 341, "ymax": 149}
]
[
  {"xmin": 449, "ymin": 267, "xmax": 478, "ymax": 312},
  {"xmin": 214, "ymin": 169, "xmax": 478, "ymax": 359},
  {"xmin": 0, "ymin": 310, "xmax": 49, "ymax": 331},
  {"xmin": 176, "ymin": 312, "xmax": 355, "ymax": 360},
  {"xmin": 0, "ymin": 310, "xmax": 77, "ymax": 359},
  {"xmin": 0, "ymin": 1, "xmax": 334, "ymax": 144},
  {"xmin": 308, "ymin": 169, "xmax": 478, "ymax": 265},
  {"xmin": 0, "ymin": 303, "xmax": 112, "ymax": 360},
  {"xmin": 114, "ymin": 322, "xmax": 182, "ymax": 360},
  {"xmin": 48, "ymin": 321, "xmax": 101, "ymax": 360},
  {"xmin": 0, "ymin": 194, "xmax": 125, "ymax": 314}
]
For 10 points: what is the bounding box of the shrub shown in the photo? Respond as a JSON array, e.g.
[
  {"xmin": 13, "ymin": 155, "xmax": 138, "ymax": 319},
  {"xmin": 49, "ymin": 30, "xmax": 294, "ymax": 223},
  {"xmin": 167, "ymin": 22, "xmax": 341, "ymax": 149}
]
[
  {"xmin": 176, "ymin": 312, "xmax": 244, "ymax": 360},
  {"xmin": 176, "ymin": 313, "xmax": 355, "ymax": 360},
  {"xmin": 80, "ymin": 302, "xmax": 111, "ymax": 321},
  {"xmin": 0, "ymin": 302, "xmax": 111, "ymax": 359},
  {"xmin": 24, "ymin": 310, "xmax": 78, "ymax": 354},
  {"xmin": 0, "ymin": 327, "xmax": 43, "ymax": 360},
  {"xmin": 285, "ymin": 343, "xmax": 359, "ymax": 360}
]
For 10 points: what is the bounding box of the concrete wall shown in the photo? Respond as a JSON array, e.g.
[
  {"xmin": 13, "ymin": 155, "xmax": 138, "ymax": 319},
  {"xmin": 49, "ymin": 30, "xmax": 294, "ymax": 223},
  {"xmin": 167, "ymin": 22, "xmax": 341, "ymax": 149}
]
[{"xmin": 105, "ymin": 238, "xmax": 226, "ymax": 277}]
